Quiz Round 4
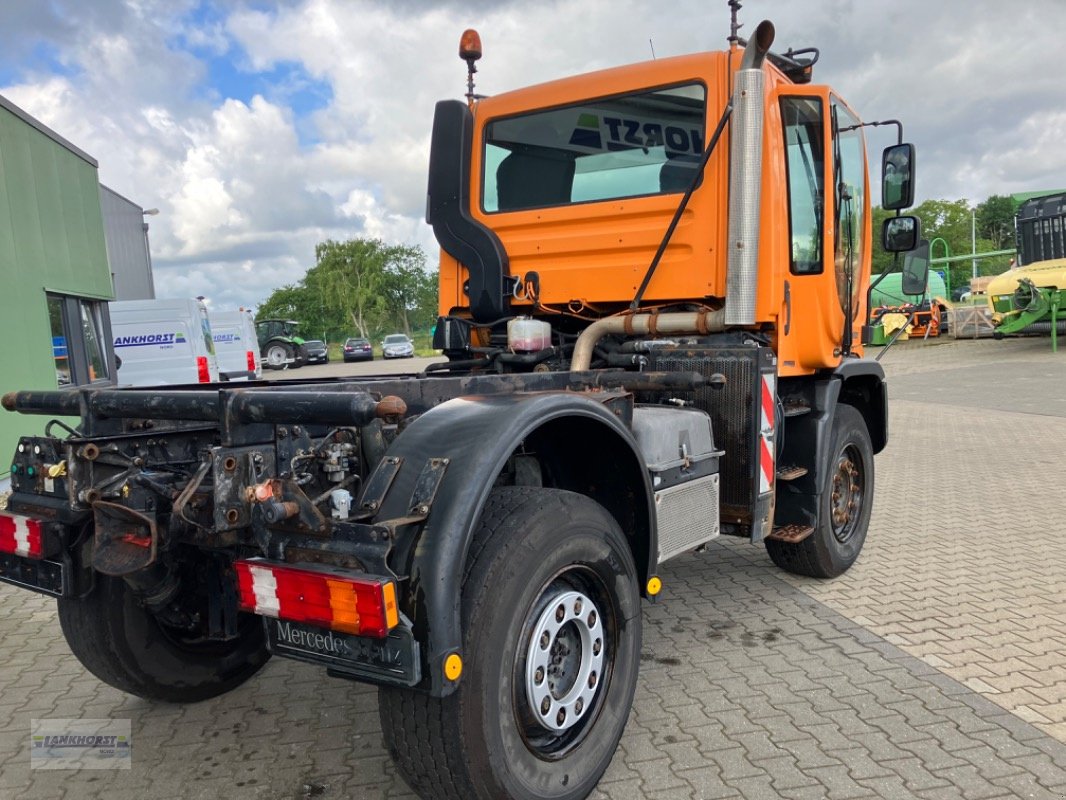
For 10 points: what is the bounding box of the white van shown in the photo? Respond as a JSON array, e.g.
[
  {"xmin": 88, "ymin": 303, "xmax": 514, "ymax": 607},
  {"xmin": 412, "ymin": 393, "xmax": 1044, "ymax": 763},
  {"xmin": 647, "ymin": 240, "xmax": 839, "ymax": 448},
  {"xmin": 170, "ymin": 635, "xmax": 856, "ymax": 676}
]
[
  {"xmin": 109, "ymin": 298, "xmax": 220, "ymax": 386},
  {"xmin": 209, "ymin": 309, "xmax": 262, "ymax": 382}
]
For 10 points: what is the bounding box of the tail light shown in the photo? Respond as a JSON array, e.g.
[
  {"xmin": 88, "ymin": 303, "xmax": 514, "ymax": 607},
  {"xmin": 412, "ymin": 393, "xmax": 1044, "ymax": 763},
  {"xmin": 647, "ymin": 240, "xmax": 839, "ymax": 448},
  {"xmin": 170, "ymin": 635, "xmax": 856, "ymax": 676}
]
[
  {"xmin": 0, "ymin": 512, "xmax": 43, "ymax": 558},
  {"xmin": 196, "ymin": 355, "xmax": 210, "ymax": 383},
  {"xmin": 234, "ymin": 558, "xmax": 400, "ymax": 638},
  {"xmin": 246, "ymin": 350, "xmax": 257, "ymax": 371}
]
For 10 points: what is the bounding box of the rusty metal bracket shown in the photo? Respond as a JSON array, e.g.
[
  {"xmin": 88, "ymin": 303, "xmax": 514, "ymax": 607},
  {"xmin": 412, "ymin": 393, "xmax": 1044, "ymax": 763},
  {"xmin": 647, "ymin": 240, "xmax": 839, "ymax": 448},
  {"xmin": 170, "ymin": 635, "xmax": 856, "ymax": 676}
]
[
  {"xmin": 211, "ymin": 445, "xmax": 275, "ymax": 531},
  {"xmin": 354, "ymin": 456, "xmax": 403, "ymax": 519},
  {"xmin": 408, "ymin": 457, "xmax": 449, "ymax": 517}
]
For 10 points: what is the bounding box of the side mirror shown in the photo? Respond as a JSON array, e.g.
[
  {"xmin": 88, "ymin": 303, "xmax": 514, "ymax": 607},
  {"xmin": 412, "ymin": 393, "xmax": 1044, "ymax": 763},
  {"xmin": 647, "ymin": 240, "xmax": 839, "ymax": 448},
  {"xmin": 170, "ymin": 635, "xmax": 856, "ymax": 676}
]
[
  {"xmin": 882, "ymin": 143, "xmax": 915, "ymax": 210},
  {"xmin": 901, "ymin": 239, "xmax": 930, "ymax": 296},
  {"xmin": 882, "ymin": 215, "xmax": 920, "ymax": 252}
]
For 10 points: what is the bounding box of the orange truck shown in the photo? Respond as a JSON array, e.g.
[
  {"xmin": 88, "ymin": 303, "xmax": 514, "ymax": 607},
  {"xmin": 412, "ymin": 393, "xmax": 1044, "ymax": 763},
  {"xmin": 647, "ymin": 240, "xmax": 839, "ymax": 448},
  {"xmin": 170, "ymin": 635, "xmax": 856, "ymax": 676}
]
[{"xmin": 0, "ymin": 7, "xmax": 922, "ymax": 800}]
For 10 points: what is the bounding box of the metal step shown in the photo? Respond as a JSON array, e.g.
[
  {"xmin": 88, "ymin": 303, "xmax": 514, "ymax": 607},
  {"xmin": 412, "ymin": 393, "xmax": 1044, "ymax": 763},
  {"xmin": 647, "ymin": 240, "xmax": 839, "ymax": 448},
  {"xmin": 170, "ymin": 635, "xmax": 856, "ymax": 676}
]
[
  {"xmin": 767, "ymin": 524, "xmax": 815, "ymax": 543},
  {"xmin": 782, "ymin": 402, "xmax": 811, "ymax": 417},
  {"xmin": 776, "ymin": 465, "xmax": 808, "ymax": 481}
]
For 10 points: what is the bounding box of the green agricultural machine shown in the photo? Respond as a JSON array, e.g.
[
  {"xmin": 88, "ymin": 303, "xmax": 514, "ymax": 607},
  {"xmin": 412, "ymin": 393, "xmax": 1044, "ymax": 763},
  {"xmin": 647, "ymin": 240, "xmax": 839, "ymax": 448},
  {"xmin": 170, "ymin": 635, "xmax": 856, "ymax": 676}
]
[
  {"xmin": 255, "ymin": 319, "xmax": 307, "ymax": 369},
  {"xmin": 989, "ymin": 193, "xmax": 1066, "ymax": 351}
]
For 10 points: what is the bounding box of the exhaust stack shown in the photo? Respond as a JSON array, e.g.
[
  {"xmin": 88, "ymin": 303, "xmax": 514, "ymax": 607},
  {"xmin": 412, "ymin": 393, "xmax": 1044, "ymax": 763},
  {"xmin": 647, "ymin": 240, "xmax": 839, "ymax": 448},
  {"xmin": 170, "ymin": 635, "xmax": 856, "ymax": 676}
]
[{"xmin": 725, "ymin": 20, "xmax": 774, "ymax": 326}]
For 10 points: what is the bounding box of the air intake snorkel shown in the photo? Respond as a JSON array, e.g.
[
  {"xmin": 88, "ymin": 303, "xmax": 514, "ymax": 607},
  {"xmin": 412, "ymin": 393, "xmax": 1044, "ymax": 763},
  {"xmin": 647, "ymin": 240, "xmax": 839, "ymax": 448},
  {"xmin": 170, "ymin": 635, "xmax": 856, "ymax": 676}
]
[{"xmin": 725, "ymin": 20, "xmax": 774, "ymax": 326}]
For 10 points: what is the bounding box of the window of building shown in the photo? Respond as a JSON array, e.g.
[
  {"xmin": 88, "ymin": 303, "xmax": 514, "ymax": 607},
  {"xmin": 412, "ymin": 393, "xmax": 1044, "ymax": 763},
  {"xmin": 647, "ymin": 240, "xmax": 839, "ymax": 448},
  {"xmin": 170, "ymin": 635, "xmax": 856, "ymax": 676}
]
[
  {"xmin": 781, "ymin": 97, "xmax": 825, "ymax": 275},
  {"xmin": 483, "ymin": 83, "xmax": 707, "ymax": 213},
  {"xmin": 45, "ymin": 293, "xmax": 112, "ymax": 387}
]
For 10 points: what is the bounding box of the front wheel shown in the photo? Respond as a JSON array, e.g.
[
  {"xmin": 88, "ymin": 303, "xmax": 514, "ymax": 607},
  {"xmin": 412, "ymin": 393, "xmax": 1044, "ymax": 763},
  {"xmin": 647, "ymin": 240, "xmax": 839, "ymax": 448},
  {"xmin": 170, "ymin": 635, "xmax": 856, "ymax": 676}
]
[
  {"xmin": 57, "ymin": 570, "xmax": 270, "ymax": 703},
  {"xmin": 380, "ymin": 487, "xmax": 642, "ymax": 800},
  {"xmin": 766, "ymin": 404, "xmax": 874, "ymax": 578}
]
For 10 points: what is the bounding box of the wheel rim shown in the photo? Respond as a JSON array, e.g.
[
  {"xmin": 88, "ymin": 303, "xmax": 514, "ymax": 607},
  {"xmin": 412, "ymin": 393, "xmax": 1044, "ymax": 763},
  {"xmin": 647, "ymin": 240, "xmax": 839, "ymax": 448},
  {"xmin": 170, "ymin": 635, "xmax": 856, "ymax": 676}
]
[
  {"xmin": 830, "ymin": 443, "xmax": 865, "ymax": 543},
  {"xmin": 515, "ymin": 570, "xmax": 614, "ymax": 758},
  {"xmin": 265, "ymin": 345, "xmax": 287, "ymax": 366},
  {"xmin": 524, "ymin": 588, "xmax": 604, "ymax": 734}
]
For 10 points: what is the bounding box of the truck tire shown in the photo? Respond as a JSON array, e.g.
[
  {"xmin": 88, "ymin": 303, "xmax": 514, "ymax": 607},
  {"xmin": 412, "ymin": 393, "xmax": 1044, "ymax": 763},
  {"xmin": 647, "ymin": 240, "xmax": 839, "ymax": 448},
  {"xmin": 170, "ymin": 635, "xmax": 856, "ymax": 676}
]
[
  {"xmin": 57, "ymin": 572, "xmax": 270, "ymax": 703},
  {"xmin": 379, "ymin": 487, "xmax": 642, "ymax": 800},
  {"xmin": 766, "ymin": 404, "xmax": 874, "ymax": 578},
  {"xmin": 264, "ymin": 342, "xmax": 292, "ymax": 369}
]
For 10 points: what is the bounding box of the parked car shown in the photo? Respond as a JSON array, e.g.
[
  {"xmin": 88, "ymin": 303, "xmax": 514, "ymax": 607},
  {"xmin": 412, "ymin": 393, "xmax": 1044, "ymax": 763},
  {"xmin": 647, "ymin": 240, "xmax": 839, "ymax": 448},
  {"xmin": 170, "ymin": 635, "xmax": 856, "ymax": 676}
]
[
  {"xmin": 302, "ymin": 339, "xmax": 329, "ymax": 364},
  {"xmin": 343, "ymin": 337, "xmax": 374, "ymax": 362},
  {"xmin": 382, "ymin": 333, "xmax": 415, "ymax": 359}
]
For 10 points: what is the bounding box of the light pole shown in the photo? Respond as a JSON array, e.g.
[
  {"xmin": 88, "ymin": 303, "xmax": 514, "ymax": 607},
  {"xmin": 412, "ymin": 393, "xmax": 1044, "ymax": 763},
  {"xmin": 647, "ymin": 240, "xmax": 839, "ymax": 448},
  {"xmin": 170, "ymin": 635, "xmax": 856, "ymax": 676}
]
[{"xmin": 142, "ymin": 208, "xmax": 159, "ymax": 299}]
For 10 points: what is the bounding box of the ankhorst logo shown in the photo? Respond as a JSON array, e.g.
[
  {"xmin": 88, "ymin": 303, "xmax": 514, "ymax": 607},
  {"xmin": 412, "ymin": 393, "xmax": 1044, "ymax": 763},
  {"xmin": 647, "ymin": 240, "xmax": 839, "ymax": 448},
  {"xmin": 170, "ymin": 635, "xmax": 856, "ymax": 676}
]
[
  {"xmin": 30, "ymin": 718, "xmax": 131, "ymax": 769},
  {"xmin": 569, "ymin": 112, "xmax": 704, "ymax": 158},
  {"xmin": 114, "ymin": 332, "xmax": 186, "ymax": 348}
]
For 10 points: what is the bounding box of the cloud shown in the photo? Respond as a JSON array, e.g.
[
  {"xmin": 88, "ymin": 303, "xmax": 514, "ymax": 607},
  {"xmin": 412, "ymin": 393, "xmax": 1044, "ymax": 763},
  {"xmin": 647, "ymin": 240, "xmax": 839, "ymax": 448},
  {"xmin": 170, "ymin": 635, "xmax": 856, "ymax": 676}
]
[{"xmin": 2, "ymin": 0, "xmax": 1066, "ymax": 313}]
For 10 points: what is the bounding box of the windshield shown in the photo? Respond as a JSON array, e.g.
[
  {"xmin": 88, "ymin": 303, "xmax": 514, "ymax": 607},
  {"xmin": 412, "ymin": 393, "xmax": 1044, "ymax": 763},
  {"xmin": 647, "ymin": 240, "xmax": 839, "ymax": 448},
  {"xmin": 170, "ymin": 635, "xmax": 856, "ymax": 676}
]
[
  {"xmin": 483, "ymin": 83, "xmax": 707, "ymax": 212},
  {"xmin": 384, "ymin": 335, "xmax": 409, "ymax": 344}
]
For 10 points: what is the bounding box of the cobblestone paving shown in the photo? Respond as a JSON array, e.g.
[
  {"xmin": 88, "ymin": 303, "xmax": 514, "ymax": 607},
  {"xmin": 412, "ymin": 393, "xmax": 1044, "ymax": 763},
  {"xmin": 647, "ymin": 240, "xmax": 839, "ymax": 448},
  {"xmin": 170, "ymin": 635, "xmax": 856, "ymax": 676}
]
[
  {"xmin": 759, "ymin": 337, "xmax": 1066, "ymax": 745},
  {"xmin": 0, "ymin": 337, "xmax": 1064, "ymax": 799}
]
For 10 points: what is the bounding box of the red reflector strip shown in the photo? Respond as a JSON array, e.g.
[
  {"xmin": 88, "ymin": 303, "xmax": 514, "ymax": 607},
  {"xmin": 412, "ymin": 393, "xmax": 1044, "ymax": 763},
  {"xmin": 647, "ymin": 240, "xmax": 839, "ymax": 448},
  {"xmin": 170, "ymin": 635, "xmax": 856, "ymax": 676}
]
[
  {"xmin": 234, "ymin": 559, "xmax": 399, "ymax": 639},
  {"xmin": 0, "ymin": 512, "xmax": 43, "ymax": 558}
]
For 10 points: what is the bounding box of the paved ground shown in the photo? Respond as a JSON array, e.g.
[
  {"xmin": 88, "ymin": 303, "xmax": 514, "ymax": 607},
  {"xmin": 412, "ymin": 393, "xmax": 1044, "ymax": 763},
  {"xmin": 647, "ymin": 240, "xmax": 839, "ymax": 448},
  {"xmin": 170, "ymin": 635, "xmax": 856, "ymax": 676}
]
[{"xmin": 0, "ymin": 335, "xmax": 1064, "ymax": 799}]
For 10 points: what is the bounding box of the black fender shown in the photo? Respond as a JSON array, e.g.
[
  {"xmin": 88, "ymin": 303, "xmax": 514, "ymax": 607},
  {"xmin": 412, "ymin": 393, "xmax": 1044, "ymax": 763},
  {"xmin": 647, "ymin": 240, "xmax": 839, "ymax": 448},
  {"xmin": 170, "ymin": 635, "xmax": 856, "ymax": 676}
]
[
  {"xmin": 834, "ymin": 358, "xmax": 887, "ymax": 454},
  {"xmin": 775, "ymin": 358, "xmax": 886, "ymax": 528},
  {"xmin": 373, "ymin": 391, "xmax": 655, "ymax": 696}
]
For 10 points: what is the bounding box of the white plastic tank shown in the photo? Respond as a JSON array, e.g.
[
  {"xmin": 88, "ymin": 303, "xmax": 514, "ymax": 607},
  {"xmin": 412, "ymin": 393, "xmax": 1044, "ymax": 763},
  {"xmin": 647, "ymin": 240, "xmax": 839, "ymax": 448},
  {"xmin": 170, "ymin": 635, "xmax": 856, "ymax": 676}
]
[{"xmin": 507, "ymin": 317, "xmax": 551, "ymax": 352}]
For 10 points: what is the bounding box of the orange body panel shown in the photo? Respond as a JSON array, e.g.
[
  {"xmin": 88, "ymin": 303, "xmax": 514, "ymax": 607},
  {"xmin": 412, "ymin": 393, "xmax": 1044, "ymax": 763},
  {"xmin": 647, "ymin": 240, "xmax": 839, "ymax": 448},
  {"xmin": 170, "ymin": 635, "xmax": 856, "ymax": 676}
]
[{"xmin": 438, "ymin": 48, "xmax": 872, "ymax": 375}]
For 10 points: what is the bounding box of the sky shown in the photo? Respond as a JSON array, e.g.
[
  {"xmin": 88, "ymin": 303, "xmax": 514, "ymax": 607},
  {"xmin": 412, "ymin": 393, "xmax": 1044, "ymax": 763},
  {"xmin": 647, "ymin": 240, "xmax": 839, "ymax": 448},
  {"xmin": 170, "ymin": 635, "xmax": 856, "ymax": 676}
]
[{"xmin": 2, "ymin": 0, "xmax": 1065, "ymax": 312}]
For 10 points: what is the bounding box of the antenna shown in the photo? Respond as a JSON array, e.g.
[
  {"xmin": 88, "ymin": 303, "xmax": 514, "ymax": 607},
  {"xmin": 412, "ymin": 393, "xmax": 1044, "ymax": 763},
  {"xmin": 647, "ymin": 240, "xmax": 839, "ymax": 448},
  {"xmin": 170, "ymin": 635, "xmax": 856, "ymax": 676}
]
[
  {"xmin": 728, "ymin": 0, "xmax": 743, "ymax": 45},
  {"xmin": 649, "ymin": 38, "xmax": 657, "ymax": 59}
]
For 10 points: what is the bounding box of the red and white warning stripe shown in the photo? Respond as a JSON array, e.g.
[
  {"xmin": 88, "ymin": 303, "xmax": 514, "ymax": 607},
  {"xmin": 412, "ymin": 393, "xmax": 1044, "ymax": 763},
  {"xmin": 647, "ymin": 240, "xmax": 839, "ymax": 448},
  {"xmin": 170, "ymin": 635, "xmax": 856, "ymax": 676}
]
[
  {"xmin": 758, "ymin": 373, "xmax": 776, "ymax": 495},
  {"xmin": 0, "ymin": 512, "xmax": 43, "ymax": 558}
]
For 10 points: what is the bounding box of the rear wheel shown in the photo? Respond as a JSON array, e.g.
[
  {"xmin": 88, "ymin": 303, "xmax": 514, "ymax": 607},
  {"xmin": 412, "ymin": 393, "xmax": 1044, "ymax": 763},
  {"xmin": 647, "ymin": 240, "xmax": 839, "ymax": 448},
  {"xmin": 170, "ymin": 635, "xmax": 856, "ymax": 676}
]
[
  {"xmin": 264, "ymin": 342, "xmax": 292, "ymax": 369},
  {"xmin": 57, "ymin": 570, "xmax": 270, "ymax": 703},
  {"xmin": 766, "ymin": 404, "xmax": 874, "ymax": 578},
  {"xmin": 379, "ymin": 487, "xmax": 642, "ymax": 800}
]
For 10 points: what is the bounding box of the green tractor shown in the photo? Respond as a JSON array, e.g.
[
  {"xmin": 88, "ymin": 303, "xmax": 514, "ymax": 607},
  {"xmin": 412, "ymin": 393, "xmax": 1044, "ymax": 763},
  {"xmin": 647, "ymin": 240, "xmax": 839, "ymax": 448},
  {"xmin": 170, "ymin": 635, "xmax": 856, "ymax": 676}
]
[{"xmin": 255, "ymin": 319, "xmax": 306, "ymax": 369}]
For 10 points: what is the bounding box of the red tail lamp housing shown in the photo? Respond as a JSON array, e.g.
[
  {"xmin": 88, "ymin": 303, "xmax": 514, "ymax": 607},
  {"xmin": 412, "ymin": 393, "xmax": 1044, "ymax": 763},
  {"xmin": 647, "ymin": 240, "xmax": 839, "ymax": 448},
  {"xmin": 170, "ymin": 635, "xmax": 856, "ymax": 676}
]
[{"xmin": 234, "ymin": 558, "xmax": 400, "ymax": 639}]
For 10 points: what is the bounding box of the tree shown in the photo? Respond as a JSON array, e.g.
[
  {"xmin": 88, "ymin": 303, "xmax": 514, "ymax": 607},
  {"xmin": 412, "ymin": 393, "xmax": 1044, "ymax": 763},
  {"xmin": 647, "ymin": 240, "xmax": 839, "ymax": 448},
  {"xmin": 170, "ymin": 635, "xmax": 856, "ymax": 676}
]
[
  {"xmin": 256, "ymin": 238, "xmax": 439, "ymax": 342},
  {"xmin": 308, "ymin": 239, "xmax": 391, "ymax": 338},
  {"xmin": 975, "ymin": 194, "xmax": 1015, "ymax": 250},
  {"xmin": 378, "ymin": 245, "xmax": 437, "ymax": 335}
]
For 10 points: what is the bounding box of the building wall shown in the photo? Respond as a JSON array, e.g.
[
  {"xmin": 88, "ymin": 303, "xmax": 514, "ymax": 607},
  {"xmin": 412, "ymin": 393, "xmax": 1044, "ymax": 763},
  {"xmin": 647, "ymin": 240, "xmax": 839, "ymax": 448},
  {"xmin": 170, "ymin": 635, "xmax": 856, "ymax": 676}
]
[
  {"xmin": 100, "ymin": 184, "xmax": 155, "ymax": 300},
  {"xmin": 0, "ymin": 94, "xmax": 114, "ymax": 483}
]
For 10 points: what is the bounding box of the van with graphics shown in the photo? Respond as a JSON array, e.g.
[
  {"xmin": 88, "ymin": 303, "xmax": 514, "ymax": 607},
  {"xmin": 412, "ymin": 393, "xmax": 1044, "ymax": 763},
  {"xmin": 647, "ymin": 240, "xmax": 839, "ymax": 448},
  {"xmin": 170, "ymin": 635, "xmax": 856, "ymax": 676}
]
[
  {"xmin": 209, "ymin": 309, "xmax": 262, "ymax": 381},
  {"xmin": 109, "ymin": 298, "xmax": 219, "ymax": 386}
]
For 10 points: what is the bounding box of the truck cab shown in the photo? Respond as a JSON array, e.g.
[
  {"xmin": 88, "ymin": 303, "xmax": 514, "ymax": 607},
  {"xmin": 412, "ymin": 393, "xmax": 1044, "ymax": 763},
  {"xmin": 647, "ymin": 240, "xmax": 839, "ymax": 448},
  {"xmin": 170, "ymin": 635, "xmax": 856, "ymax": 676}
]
[{"xmin": 436, "ymin": 39, "xmax": 875, "ymax": 376}]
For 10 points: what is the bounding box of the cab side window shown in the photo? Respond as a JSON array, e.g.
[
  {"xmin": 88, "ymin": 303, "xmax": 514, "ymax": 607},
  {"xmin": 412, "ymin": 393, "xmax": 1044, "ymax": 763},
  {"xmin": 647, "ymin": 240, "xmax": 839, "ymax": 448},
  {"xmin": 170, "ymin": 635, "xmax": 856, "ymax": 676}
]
[
  {"xmin": 780, "ymin": 97, "xmax": 825, "ymax": 275},
  {"xmin": 831, "ymin": 99, "xmax": 867, "ymax": 313}
]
